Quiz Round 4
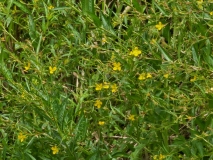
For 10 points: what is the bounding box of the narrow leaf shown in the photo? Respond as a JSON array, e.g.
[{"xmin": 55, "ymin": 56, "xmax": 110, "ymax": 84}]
[
  {"xmin": 75, "ymin": 116, "xmax": 87, "ymax": 141},
  {"xmin": 13, "ymin": 1, "xmax": 31, "ymax": 14},
  {"xmin": 156, "ymin": 43, "xmax": 172, "ymax": 62},
  {"xmin": 192, "ymin": 45, "xmax": 199, "ymax": 65},
  {"xmin": 100, "ymin": 12, "xmax": 116, "ymax": 36},
  {"xmin": 154, "ymin": 2, "xmax": 168, "ymax": 16},
  {"xmin": 28, "ymin": 15, "xmax": 36, "ymax": 40},
  {"xmin": 82, "ymin": 0, "xmax": 95, "ymax": 14}
]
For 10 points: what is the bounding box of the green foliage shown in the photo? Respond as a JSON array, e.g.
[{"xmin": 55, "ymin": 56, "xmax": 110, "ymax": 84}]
[{"xmin": 1, "ymin": 0, "xmax": 213, "ymax": 159}]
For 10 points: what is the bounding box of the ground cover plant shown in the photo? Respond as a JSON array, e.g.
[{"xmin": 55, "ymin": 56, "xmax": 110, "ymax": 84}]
[{"xmin": 1, "ymin": 0, "xmax": 213, "ymax": 159}]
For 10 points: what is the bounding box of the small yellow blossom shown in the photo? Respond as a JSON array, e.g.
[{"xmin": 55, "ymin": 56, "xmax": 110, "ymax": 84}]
[
  {"xmin": 102, "ymin": 37, "xmax": 107, "ymax": 45},
  {"xmin": 111, "ymin": 84, "xmax": 118, "ymax": 93},
  {"xmin": 150, "ymin": 39, "xmax": 156, "ymax": 44},
  {"xmin": 210, "ymin": 11, "xmax": 213, "ymax": 15},
  {"xmin": 153, "ymin": 155, "xmax": 158, "ymax": 160},
  {"xmin": 51, "ymin": 145, "xmax": 59, "ymax": 154},
  {"xmin": 138, "ymin": 73, "xmax": 146, "ymax": 80},
  {"xmin": 163, "ymin": 74, "xmax": 169, "ymax": 79},
  {"xmin": 146, "ymin": 73, "xmax": 152, "ymax": 78},
  {"xmin": 138, "ymin": 73, "xmax": 152, "ymax": 80},
  {"xmin": 49, "ymin": 66, "xmax": 57, "ymax": 74},
  {"xmin": 24, "ymin": 62, "xmax": 30, "ymax": 71},
  {"xmin": 186, "ymin": 115, "xmax": 193, "ymax": 121},
  {"xmin": 18, "ymin": 133, "xmax": 27, "ymax": 142},
  {"xmin": 129, "ymin": 47, "xmax": 142, "ymax": 57},
  {"xmin": 128, "ymin": 115, "xmax": 135, "ymax": 121},
  {"xmin": 113, "ymin": 62, "xmax": 121, "ymax": 71},
  {"xmin": 103, "ymin": 82, "xmax": 110, "ymax": 89},
  {"xmin": 190, "ymin": 76, "xmax": 196, "ymax": 82},
  {"xmin": 159, "ymin": 154, "xmax": 166, "ymax": 160},
  {"xmin": 155, "ymin": 22, "xmax": 165, "ymax": 31},
  {"xmin": 197, "ymin": 0, "xmax": 203, "ymax": 9},
  {"xmin": 64, "ymin": 59, "xmax": 69, "ymax": 65},
  {"xmin": 94, "ymin": 99, "xmax": 102, "ymax": 109},
  {"xmin": 48, "ymin": 5, "xmax": 54, "ymax": 10},
  {"xmin": 95, "ymin": 83, "xmax": 103, "ymax": 91},
  {"xmin": 153, "ymin": 154, "xmax": 166, "ymax": 160},
  {"xmin": 1, "ymin": 37, "xmax": 5, "ymax": 41},
  {"xmin": 98, "ymin": 121, "xmax": 105, "ymax": 125},
  {"xmin": 111, "ymin": 53, "xmax": 115, "ymax": 60}
]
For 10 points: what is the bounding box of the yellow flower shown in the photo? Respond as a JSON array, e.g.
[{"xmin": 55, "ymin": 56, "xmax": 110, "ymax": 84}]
[
  {"xmin": 51, "ymin": 145, "xmax": 59, "ymax": 154},
  {"xmin": 111, "ymin": 53, "xmax": 115, "ymax": 60},
  {"xmin": 48, "ymin": 5, "xmax": 54, "ymax": 10},
  {"xmin": 128, "ymin": 114, "xmax": 135, "ymax": 121},
  {"xmin": 190, "ymin": 76, "xmax": 196, "ymax": 82},
  {"xmin": 155, "ymin": 22, "xmax": 165, "ymax": 30},
  {"xmin": 159, "ymin": 154, "xmax": 166, "ymax": 160},
  {"xmin": 102, "ymin": 37, "xmax": 107, "ymax": 45},
  {"xmin": 113, "ymin": 62, "xmax": 121, "ymax": 71},
  {"xmin": 24, "ymin": 62, "xmax": 30, "ymax": 71},
  {"xmin": 139, "ymin": 73, "xmax": 152, "ymax": 80},
  {"xmin": 94, "ymin": 99, "xmax": 102, "ymax": 109},
  {"xmin": 146, "ymin": 73, "xmax": 152, "ymax": 78},
  {"xmin": 18, "ymin": 133, "xmax": 27, "ymax": 142},
  {"xmin": 210, "ymin": 11, "xmax": 213, "ymax": 15},
  {"xmin": 49, "ymin": 66, "xmax": 57, "ymax": 74},
  {"xmin": 197, "ymin": 0, "xmax": 203, "ymax": 9},
  {"xmin": 153, "ymin": 154, "xmax": 166, "ymax": 160},
  {"xmin": 150, "ymin": 39, "xmax": 156, "ymax": 44},
  {"xmin": 111, "ymin": 84, "xmax": 118, "ymax": 93},
  {"xmin": 129, "ymin": 47, "xmax": 142, "ymax": 57},
  {"xmin": 153, "ymin": 155, "xmax": 158, "ymax": 160},
  {"xmin": 103, "ymin": 82, "xmax": 110, "ymax": 89},
  {"xmin": 98, "ymin": 121, "xmax": 105, "ymax": 125},
  {"xmin": 64, "ymin": 59, "xmax": 69, "ymax": 65},
  {"xmin": 1, "ymin": 37, "xmax": 5, "ymax": 41},
  {"xmin": 138, "ymin": 73, "xmax": 146, "ymax": 80},
  {"xmin": 95, "ymin": 83, "xmax": 103, "ymax": 91},
  {"xmin": 163, "ymin": 74, "xmax": 169, "ymax": 79}
]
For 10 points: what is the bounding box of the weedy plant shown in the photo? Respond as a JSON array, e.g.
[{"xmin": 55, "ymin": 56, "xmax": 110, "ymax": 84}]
[{"xmin": 1, "ymin": 0, "xmax": 213, "ymax": 159}]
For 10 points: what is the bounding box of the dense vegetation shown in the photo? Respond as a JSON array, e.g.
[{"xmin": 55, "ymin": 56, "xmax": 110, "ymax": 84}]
[{"xmin": 1, "ymin": 0, "xmax": 213, "ymax": 159}]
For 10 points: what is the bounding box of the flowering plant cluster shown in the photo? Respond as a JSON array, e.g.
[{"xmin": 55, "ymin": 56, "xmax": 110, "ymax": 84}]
[{"xmin": 1, "ymin": 0, "xmax": 213, "ymax": 159}]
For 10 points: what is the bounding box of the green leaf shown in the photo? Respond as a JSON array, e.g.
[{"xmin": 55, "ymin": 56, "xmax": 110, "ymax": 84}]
[
  {"xmin": 100, "ymin": 12, "xmax": 116, "ymax": 36},
  {"xmin": 41, "ymin": 17, "xmax": 46, "ymax": 33},
  {"xmin": 33, "ymin": 106, "xmax": 53, "ymax": 122},
  {"xmin": 13, "ymin": 0, "xmax": 31, "ymax": 14},
  {"xmin": 0, "ymin": 63, "xmax": 13, "ymax": 82},
  {"xmin": 132, "ymin": 0, "xmax": 142, "ymax": 12},
  {"xmin": 205, "ymin": 39, "xmax": 211, "ymax": 55},
  {"xmin": 75, "ymin": 116, "xmax": 88, "ymax": 141},
  {"xmin": 192, "ymin": 45, "xmax": 199, "ymax": 66},
  {"xmin": 56, "ymin": 98, "xmax": 67, "ymax": 129},
  {"xmin": 86, "ymin": 151, "xmax": 100, "ymax": 160},
  {"xmin": 156, "ymin": 43, "xmax": 172, "ymax": 62},
  {"xmin": 194, "ymin": 141, "xmax": 204, "ymax": 157},
  {"xmin": 154, "ymin": 2, "xmax": 168, "ymax": 16},
  {"xmin": 88, "ymin": 13, "xmax": 101, "ymax": 27},
  {"xmin": 28, "ymin": 15, "xmax": 36, "ymax": 41},
  {"xmin": 36, "ymin": 33, "xmax": 42, "ymax": 54},
  {"xmin": 130, "ymin": 143, "xmax": 146, "ymax": 160},
  {"xmin": 162, "ymin": 23, "xmax": 171, "ymax": 44},
  {"xmin": 112, "ymin": 152, "xmax": 129, "ymax": 158},
  {"xmin": 82, "ymin": 0, "xmax": 95, "ymax": 14},
  {"xmin": 26, "ymin": 153, "xmax": 37, "ymax": 160}
]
